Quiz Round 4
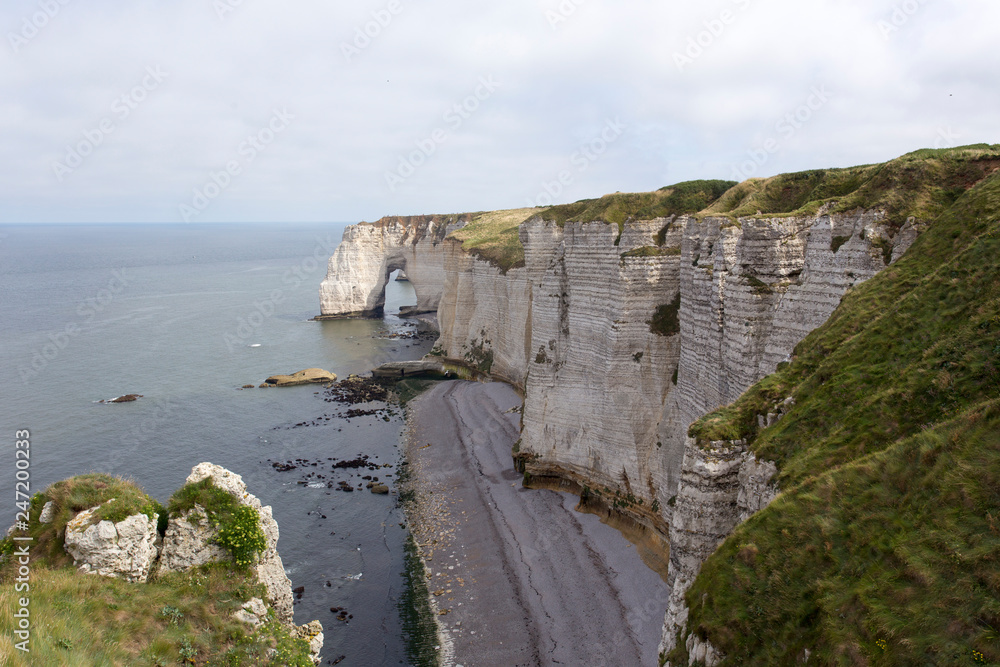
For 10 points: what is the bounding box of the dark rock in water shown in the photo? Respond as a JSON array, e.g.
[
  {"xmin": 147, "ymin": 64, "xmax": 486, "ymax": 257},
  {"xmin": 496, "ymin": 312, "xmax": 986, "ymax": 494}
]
[
  {"xmin": 100, "ymin": 394, "xmax": 143, "ymax": 404},
  {"xmin": 242, "ymin": 384, "xmax": 255, "ymax": 389},
  {"xmin": 324, "ymin": 375, "xmax": 389, "ymax": 405},
  {"xmin": 370, "ymin": 484, "xmax": 390, "ymax": 495},
  {"xmin": 293, "ymin": 586, "xmax": 305, "ymax": 600},
  {"xmin": 331, "ymin": 656, "xmax": 346, "ymax": 665}
]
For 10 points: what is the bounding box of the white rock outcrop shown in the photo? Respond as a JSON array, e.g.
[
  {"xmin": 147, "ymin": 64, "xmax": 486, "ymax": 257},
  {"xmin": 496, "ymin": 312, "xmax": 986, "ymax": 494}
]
[
  {"xmin": 294, "ymin": 620, "xmax": 325, "ymax": 665},
  {"xmin": 172, "ymin": 462, "xmax": 295, "ymax": 625},
  {"xmin": 38, "ymin": 500, "xmax": 55, "ymax": 524},
  {"xmin": 157, "ymin": 504, "xmax": 228, "ymax": 572},
  {"xmin": 64, "ymin": 504, "xmax": 159, "ymax": 583}
]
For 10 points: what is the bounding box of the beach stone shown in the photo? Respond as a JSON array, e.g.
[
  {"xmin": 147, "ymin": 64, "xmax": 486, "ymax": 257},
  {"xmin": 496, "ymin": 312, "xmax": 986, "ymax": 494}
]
[
  {"xmin": 64, "ymin": 504, "xmax": 159, "ymax": 583},
  {"xmin": 371, "ymin": 483, "xmax": 390, "ymax": 494}
]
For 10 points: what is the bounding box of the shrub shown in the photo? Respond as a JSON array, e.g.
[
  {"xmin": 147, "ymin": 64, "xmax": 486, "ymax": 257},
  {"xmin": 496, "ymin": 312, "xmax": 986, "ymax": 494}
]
[
  {"xmin": 649, "ymin": 294, "xmax": 681, "ymax": 336},
  {"xmin": 168, "ymin": 479, "xmax": 266, "ymax": 571}
]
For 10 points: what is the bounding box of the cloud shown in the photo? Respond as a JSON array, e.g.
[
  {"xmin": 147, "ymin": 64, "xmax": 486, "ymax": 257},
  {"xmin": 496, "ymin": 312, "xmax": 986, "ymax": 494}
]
[{"xmin": 1, "ymin": 0, "xmax": 998, "ymax": 223}]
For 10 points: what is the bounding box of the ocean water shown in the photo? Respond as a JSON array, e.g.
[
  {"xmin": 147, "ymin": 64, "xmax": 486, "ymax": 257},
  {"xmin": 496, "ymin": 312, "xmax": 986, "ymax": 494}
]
[{"xmin": 0, "ymin": 222, "xmax": 436, "ymax": 665}]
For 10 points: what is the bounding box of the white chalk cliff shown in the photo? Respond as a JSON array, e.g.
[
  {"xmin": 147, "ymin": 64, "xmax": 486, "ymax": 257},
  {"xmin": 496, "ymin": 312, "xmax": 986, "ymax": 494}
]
[{"xmin": 320, "ymin": 205, "xmax": 920, "ymax": 656}]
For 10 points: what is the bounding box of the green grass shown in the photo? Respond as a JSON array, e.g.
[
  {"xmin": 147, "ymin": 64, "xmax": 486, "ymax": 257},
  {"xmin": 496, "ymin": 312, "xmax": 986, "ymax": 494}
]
[
  {"xmin": 0, "ymin": 564, "xmax": 312, "ymax": 666},
  {"xmin": 539, "ymin": 179, "xmax": 736, "ymax": 228},
  {"xmin": 620, "ymin": 245, "xmax": 682, "ymax": 260},
  {"xmin": 446, "ymin": 207, "xmax": 538, "ymax": 273},
  {"xmin": 675, "ymin": 153, "xmax": 1000, "ymax": 663},
  {"xmin": 19, "ymin": 474, "xmax": 166, "ymax": 570},
  {"xmin": 702, "ymin": 144, "xmax": 1000, "ymax": 229},
  {"xmin": 168, "ymin": 478, "xmax": 266, "ymax": 570}
]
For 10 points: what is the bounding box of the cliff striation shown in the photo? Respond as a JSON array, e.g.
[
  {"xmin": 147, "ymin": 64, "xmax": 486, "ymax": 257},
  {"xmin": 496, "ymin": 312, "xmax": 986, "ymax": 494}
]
[{"xmin": 318, "ymin": 146, "xmax": 1000, "ymax": 661}]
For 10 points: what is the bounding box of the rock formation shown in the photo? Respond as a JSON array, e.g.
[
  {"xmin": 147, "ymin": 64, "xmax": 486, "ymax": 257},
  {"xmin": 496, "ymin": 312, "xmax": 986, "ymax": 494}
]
[
  {"xmin": 172, "ymin": 463, "xmax": 296, "ymax": 625},
  {"xmin": 263, "ymin": 368, "xmax": 337, "ymax": 387},
  {"xmin": 50, "ymin": 464, "xmax": 322, "ymax": 663},
  {"xmin": 64, "ymin": 504, "xmax": 159, "ymax": 583},
  {"xmin": 319, "ymin": 177, "xmax": 932, "ymax": 656},
  {"xmin": 157, "ymin": 504, "xmax": 228, "ymax": 572},
  {"xmin": 318, "ymin": 214, "xmax": 471, "ymax": 318}
]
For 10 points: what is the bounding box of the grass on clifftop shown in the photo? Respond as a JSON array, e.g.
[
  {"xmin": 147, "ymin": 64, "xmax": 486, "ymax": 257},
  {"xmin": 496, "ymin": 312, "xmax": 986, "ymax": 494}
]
[
  {"xmin": 539, "ymin": 179, "xmax": 736, "ymax": 228},
  {"xmin": 0, "ymin": 474, "xmax": 311, "ymax": 666},
  {"xmin": 702, "ymin": 144, "xmax": 1000, "ymax": 229},
  {"xmin": 168, "ymin": 478, "xmax": 267, "ymax": 570},
  {"xmin": 0, "ymin": 564, "xmax": 311, "ymax": 666},
  {"xmin": 17, "ymin": 474, "xmax": 166, "ymax": 571},
  {"xmin": 447, "ymin": 207, "xmax": 537, "ymax": 272},
  {"xmin": 673, "ymin": 150, "xmax": 1000, "ymax": 664}
]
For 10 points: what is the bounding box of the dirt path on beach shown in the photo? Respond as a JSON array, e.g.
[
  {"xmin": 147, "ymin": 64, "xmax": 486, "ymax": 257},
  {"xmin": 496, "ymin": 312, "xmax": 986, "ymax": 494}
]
[{"xmin": 404, "ymin": 381, "xmax": 668, "ymax": 667}]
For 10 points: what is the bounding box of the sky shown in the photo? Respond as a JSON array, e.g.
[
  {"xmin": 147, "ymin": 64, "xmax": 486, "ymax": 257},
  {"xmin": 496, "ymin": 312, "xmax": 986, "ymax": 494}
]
[{"xmin": 1, "ymin": 0, "xmax": 997, "ymax": 224}]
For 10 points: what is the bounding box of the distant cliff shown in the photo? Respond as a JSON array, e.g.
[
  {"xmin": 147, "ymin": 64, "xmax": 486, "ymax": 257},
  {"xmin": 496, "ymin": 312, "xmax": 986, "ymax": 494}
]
[{"xmin": 318, "ymin": 146, "xmax": 1000, "ymax": 660}]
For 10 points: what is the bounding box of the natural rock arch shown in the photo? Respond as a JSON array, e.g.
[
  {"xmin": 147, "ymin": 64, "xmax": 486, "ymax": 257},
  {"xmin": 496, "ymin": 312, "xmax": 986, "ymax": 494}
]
[{"xmin": 318, "ymin": 215, "xmax": 470, "ymax": 319}]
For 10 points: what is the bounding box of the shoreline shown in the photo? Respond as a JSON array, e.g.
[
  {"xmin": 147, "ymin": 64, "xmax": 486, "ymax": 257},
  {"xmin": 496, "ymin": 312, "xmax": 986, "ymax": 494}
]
[{"xmin": 401, "ymin": 380, "xmax": 669, "ymax": 666}]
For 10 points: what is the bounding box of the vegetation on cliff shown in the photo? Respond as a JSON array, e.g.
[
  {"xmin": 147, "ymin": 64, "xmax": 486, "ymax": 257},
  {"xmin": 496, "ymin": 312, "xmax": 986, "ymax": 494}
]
[
  {"xmin": 447, "ymin": 207, "xmax": 537, "ymax": 272},
  {"xmin": 702, "ymin": 144, "xmax": 1000, "ymax": 229},
  {"xmin": 539, "ymin": 180, "xmax": 736, "ymax": 228},
  {"xmin": 673, "ymin": 145, "xmax": 1000, "ymax": 664},
  {"xmin": 0, "ymin": 475, "xmax": 313, "ymax": 666}
]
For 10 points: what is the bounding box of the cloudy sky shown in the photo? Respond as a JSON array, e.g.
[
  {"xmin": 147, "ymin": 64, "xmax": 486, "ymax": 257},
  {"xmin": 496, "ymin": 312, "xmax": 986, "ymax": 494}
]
[{"xmin": 1, "ymin": 0, "xmax": 997, "ymax": 223}]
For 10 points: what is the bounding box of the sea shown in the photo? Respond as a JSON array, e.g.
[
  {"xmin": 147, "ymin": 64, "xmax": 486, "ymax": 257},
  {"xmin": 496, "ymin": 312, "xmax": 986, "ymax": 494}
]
[{"xmin": 0, "ymin": 222, "xmax": 438, "ymax": 665}]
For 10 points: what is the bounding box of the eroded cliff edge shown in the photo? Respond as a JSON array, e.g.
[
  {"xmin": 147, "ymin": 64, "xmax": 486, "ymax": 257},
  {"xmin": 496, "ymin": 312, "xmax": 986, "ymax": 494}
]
[{"xmin": 318, "ymin": 147, "xmax": 1000, "ymax": 660}]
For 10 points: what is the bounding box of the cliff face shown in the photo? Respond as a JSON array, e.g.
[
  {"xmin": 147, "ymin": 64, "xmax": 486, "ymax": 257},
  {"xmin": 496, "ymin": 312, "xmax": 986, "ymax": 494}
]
[{"xmin": 320, "ymin": 207, "xmax": 912, "ymax": 510}]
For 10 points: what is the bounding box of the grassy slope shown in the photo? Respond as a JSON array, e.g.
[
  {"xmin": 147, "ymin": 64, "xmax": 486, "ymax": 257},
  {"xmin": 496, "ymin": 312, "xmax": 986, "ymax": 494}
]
[
  {"xmin": 675, "ymin": 148, "xmax": 1000, "ymax": 664},
  {"xmin": 702, "ymin": 144, "xmax": 1000, "ymax": 229},
  {"xmin": 0, "ymin": 476, "xmax": 312, "ymax": 666},
  {"xmin": 447, "ymin": 207, "xmax": 538, "ymax": 272},
  {"xmin": 539, "ymin": 180, "xmax": 737, "ymax": 228}
]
